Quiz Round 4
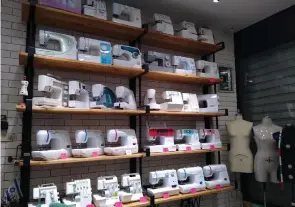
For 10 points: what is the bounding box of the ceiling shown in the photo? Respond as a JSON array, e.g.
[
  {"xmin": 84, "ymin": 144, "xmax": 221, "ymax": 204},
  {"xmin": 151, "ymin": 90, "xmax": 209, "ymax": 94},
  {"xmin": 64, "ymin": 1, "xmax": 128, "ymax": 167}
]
[{"xmin": 115, "ymin": 0, "xmax": 295, "ymax": 32}]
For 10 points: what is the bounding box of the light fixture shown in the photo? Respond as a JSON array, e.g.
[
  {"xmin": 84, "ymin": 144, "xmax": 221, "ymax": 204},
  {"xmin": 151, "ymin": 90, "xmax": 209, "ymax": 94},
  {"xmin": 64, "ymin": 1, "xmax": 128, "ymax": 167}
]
[{"xmin": 213, "ymin": 0, "xmax": 219, "ymax": 2}]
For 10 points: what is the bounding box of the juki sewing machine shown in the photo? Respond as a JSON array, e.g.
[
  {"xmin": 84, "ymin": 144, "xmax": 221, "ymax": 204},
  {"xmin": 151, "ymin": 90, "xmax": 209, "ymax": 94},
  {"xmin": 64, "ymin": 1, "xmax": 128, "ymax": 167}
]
[
  {"xmin": 63, "ymin": 179, "xmax": 92, "ymax": 207},
  {"xmin": 144, "ymin": 89, "xmax": 160, "ymax": 110},
  {"xmin": 182, "ymin": 93, "xmax": 199, "ymax": 112},
  {"xmin": 198, "ymin": 129, "xmax": 222, "ymax": 150},
  {"xmin": 177, "ymin": 167, "xmax": 206, "ymax": 193},
  {"xmin": 112, "ymin": 3, "xmax": 142, "ymax": 28},
  {"xmin": 36, "ymin": 30, "xmax": 77, "ymax": 60},
  {"xmin": 90, "ymin": 84, "xmax": 116, "ymax": 109},
  {"xmin": 78, "ymin": 37, "xmax": 112, "ymax": 64},
  {"xmin": 144, "ymin": 51, "xmax": 173, "ymax": 73},
  {"xmin": 114, "ymin": 86, "xmax": 137, "ymax": 110},
  {"xmin": 197, "ymin": 28, "xmax": 214, "ymax": 44},
  {"xmin": 32, "ymin": 130, "xmax": 72, "ymax": 161},
  {"xmin": 68, "ymin": 81, "xmax": 90, "ymax": 108},
  {"xmin": 160, "ymin": 91, "xmax": 184, "ymax": 112},
  {"xmin": 172, "ymin": 56, "xmax": 196, "ymax": 75},
  {"xmin": 72, "ymin": 130, "xmax": 104, "ymax": 158},
  {"xmin": 203, "ymin": 164, "xmax": 230, "ymax": 189},
  {"xmin": 83, "ymin": 0, "xmax": 107, "ymax": 20},
  {"xmin": 152, "ymin": 13, "xmax": 174, "ymax": 35},
  {"xmin": 147, "ymin": 169, "xmax": 180, "ymax": 198},
  {"xmin": 104, "ymin": 129, "xmax": 138, "ymax": 156},
  {"xmin": 195, "ymin": 60, "xmax": 219, "ymax": 79},
  {"xmin": 175, "ymin": 21, "xmax": 198, "ymax": 41},
  {"xmin": 198, "ymin": 94, "xmax": 219, "ymax": 112},
  {"xmin": 93, "ymin": 176, "xmax": 120, "ymax": 207},
  {"xmin": 113, "ymin": 45, "xmax": 142, "ymax": 68},
  {"xmin": 175, "ymin": 129, "xmax": 201, "ymax": 151},
  {"xmin": 118, "ymin": 173, "xmax": 143, "ymax": 203},
  {"xmin": 28, "ymin": 183, "xmax": 59, "ymax": 207},
  {"xmin": 145, "ymin": 121, "xmax": 176, "ymax": 153}
]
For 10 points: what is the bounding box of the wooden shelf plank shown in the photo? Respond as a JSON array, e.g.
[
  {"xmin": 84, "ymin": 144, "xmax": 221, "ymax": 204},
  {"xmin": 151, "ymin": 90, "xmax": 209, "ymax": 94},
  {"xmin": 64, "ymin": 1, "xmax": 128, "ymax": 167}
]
[
  {"xmin": 147, "ymin": 111, "xmax": 226, "ymax": 117},
  {"xmin": 19, "ymin": 52, "xmax": 144, "ymax": 78},
  {"xmin": 123, "ymin": 201, "xmax": 150, "ymax": 207}
]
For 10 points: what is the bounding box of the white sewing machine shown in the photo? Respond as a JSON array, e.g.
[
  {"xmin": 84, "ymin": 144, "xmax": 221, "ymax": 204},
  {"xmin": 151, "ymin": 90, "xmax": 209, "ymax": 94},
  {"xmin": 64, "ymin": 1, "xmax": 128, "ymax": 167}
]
[
  {"xmin": 198, "ymin": 129, "xmax": 222, "ymax": 150},
  {"xmin": 195, "ymin": 60, "xmax": 219, "ymax": 79},
  {"xmin": 83, "ymin": 0, "xmax": 107, "ymax": 20},
  {"xmin": 152, "ymin": 13, "xmax": 174, "ymax": 35},
  {"xmin": 93, "ymin": 176, "xmax": 120, "ymax": 207},
  {"xmin": 160, "ymin": 91, "xmax": 184, "ymax": 112},
  {"xmin": 175, "ymin": 21, "xmax": 198, "ymax": 41},
  {"xmin": 182, "ymin": 93, "xmax": 199, "ymax": 112},
  {"xmin": 145, "ymin": 121, "xmax": 176, "ymax": 153},
  {"xmin": 113, "ymin": 45, "xmax": 142, "ymax": 68},
  {"xmin": 114, "ymin": 86, "xmax": 137, "ymax": 110},
  {"xmin": 68, "ymin": 81, "xmax": 90, "ymax": 109},
  {"xmin": 28, "ymin": 184, "xmax": 59, "ymax": 207},
  {"xmin": 144, "ymin": 51, "xmax": 173, "ymax": 73},
  {"xmin": 63, "ymin": 179, "xmax": 92, "ymax": 207},
  {"xmin": 32, "ymin": 130, "xmax": 72, "ymax": 161},
  {"xmin": 198, "ymin": 28, "xmax": 214, "ymax": 44},
  {"xmin": 72, "ymin": 130, "xmax": 104, "ymax": 158},
  {"xmin": 78, "ymin": 37, "xmax": 112, "ymax": 64},
  {"xmin": 203, "ymin": 164, "xmax": 230, "ymax": 189},
  {"xmin": 172, "ymin": 56, "xmax": 196, "ymax": 75},
  {"xmin": 36, "ymin": 30, "xmax": 77, "ymax": 60},
  {"xmin": 104, "ymin": 129, "xmax": 138, "ymax": 156},
  {"xmin": 90, "ymin": 84, "xmax": 116, "ymax": 109},
  {"xmin": 118, "ymin": 173, "xmax": 143, "ymax": 203},
  {"xmin": 177, "ymin": 167, "xmax": 206, "ymax": 193},
  {"xmin": 112, "ymin": 3, "xmax": 142, "ymax": 28},
  {"xmin": 144, "ymin": 89, "xmax": 160, "ymax": 110},
  {"xmin": 147, "ymin": 169, "xmax": 180, "ymax": 198},
  {"xmin": 175, "ymin": 129, "xmax": 201, "ymax": 151},
  {"xmin": 198, "ymin": 94, "xmax": 219, "ymax": 113}
]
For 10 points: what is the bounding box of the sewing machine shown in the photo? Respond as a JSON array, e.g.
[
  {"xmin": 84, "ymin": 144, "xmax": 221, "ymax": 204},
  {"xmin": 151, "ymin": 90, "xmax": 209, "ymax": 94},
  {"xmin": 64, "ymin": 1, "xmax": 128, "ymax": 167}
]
[
  {"xmin": 182, "ymin": 93, "xmax": 199, "ymax": 112},
  {"xmin": 112, "ymin": 3, "xmax": 142, "ymax": 28},
  {"xmin": 195, "ymin": 60, "xmax": 219, "ymax": 79},
  {"xmin": 152, "ymin": 13, "xmax": 174, "ymax": 35},
  {"xmin": 172, "ymin": 56, "xmax": 196, "ymax": 75},
  {"xmin": 90, "ymin": 84, "xmax": 116, "ymax": 109},
  {"xmin": 114, "ymin": 86, "xmax": 137, "ymax": 110},
  {"xmin": 198, "ymin": 129, "xmax": 222, "ymax": 150},
  {"xmin": 68, "ymin": 81, "xmax": 89, "ymax": 108},
  {"xmin": 118, "ymin": 173, "xmax": 143, "ymax": 203},
  {"xmin": 83, "ymin": 0, "xmax": 107, "ymax": 20},
  {"xmin": 175, "ymin": 21, "xmax": 198, "ymax": 41},
  {"xmin": 144, "ymin": 89, "xmax": 160, "ymax": 110},
  {"xmin": 177, "ymin": 167, "xmax": 206, "ymax": 193},
  {"xmin": 78, "ymin": 37, "xmax": 112, "ymax": 64},
  {"xmin": 113, "ymin": 45, "xmax": 142, "ymax": 68},
  {"xmin": 198, "ymin": 28, "xmax": 214, "ymax": 44},
  {"xmin": 20, "ymin": 79, "xmax": 28, "ymax": 96},
  {"xmin": 147, "ymin": 169, "xmax": 180, "ymax": 198},
  {"xmin": 104, "ymin": 129, "xmax": 138, "ymax": 156},
  {"xmin": 203, "ymin": 164, "xmax": 230, "ymax": 189},
  {"xmin": 39, "ymin": 0, "xmax": 81, "ymax": 13},
  {"xmin": 63, "ymin": 179, "xmax": 92, "ymax": 207},
  {"xmin": 198, "ymin": 94, "xmax": 219, "ymax": 112},
  {"xmin": 28, "ymin": 184, "xmax": 59, "ymax": 207},
  {"xmin": 144, "ymin": 51, "xmax": 173, "ymax": 73},
  {"xmin": 72, "ymin": 130, "xmax": 104, "ymax": 158},
  {"xmin": 36, "ymin": 30, "xmax": 77, "ymax": 60},
  {"xmin": 93, "ymin": 176, "xmax": 120, "ymax": 207},
  {"xmin": 32, "ymin": 130, "xmax": 72, "ymax": 161},
  {"xmin": 175, "ymin": 129, "xmax": 201, "ymax": 151},
  {"xmin": 160, "ymin": 91, "xmax": 184, "ymax": 112}
]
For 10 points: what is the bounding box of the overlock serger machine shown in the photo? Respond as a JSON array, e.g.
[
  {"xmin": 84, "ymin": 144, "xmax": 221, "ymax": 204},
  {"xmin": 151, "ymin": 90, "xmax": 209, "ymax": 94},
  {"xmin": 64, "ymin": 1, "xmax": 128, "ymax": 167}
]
[
  {"xmin": 147, "ymin": 170, "xmax": 180, "ymax": 198},
  {"xmin": 172, "ymin": 56, "xmax": 196, "ymax": 75},
  {"xmin": 78, "ymin": 37, "xmax": 112, "ymax": 64},
  {"xmin": 160, "ymin": 91, "xmax": 184, "ymax": 111},
  {"xmin": 114, "ymin": 86, "xmax": 136, "ymax": 110},
  {"xmin": 68, "ymin": 81, "xmax": 90, "ymax": 108},
  {"xmin": 152, "ymin": 13, "xmax": 174, "ymax": 35},
  {"xmin": 198, "ymin": 129, "xmax": 222, "ymax": 150},
  {"xmin": 90, "ymin": 84, "xmax": 116, "ymax": 109},
  {"xmin": 93, "ymin": 176, "xmax": 120, "ymax": 207},
  {"xmin": 182, "ymin": 93, "xmax": 199, "ymax": 112},
  {"xmin": 195, "ymin": 60, "xmax": 219, "ymax": 79},
  {"xmin": 32, "ymin": 130, "xmax": 72, "ymax": 161},
  {"xmin": 118, "ymin": 173, "xmax": 143, "ymax": 203},
  {"xmin": 203, "ymin": 164, "xmax": 230, "ymax": 189},
  {"xmin": 36, "ymin": 30, "xmax": 77, "ymax": 60},
  {"xmin": 28, "ymin": 183, "xmax": 59, "ymax": 207},
  {"xmin": 112, "ymin": 3, "xmax": 142, "ymax": 28},
  {"xmin": 175, "ymin": 21, "xmax": 198, "ymax": 41},
  {"xmin": 144, "ymin": 51, "xmax": 173, "ymax": 73},
  {"xmin": 72, "ymin": 130, "xmax": 104, "ymax": 158},
  {"xmin": 104, "ymin": 129, "xmax": 138, "ymax": 156},
  {"xmin": 198, "ymin": 94, "xmax": 219, "ymax": 112},
  {"xmin": 144, "ymin": 89, "xmax": 160, "ymax": 110},
  {"xmin": 177, "ymin": 167, "xmax": 206, "ymax": 193},
  {"xmin": 198, "ymin": 28, "xmax": 214, "ymax": 44},
  {"xmin": 175, "ymin": 129, "xmax": 201, "ymax": 151},
  {"xmin": 113, "ymin": 45, "xmax": 142, "ymax": 68},
  {"xmin": 83, "ymin": 0, "xmax": 107, "ymax": 20}
]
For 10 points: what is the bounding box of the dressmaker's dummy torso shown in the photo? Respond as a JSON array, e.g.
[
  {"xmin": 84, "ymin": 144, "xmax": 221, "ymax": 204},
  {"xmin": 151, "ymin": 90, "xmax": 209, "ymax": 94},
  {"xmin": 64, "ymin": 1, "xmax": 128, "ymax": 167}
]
[
  {"xmin": 227, "ymin": 115, "xmax": 253, "ymax": 173},
  {"xmin": 253, "ymin": 117, "xmax": 281, "ymax": 183}
]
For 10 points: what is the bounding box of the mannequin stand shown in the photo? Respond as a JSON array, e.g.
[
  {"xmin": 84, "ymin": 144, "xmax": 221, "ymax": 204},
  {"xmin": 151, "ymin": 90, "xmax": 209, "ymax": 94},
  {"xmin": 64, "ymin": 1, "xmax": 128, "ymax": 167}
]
[{"xmin": 263, "ymin": 183, "xmax": 267, "ymax": 207}]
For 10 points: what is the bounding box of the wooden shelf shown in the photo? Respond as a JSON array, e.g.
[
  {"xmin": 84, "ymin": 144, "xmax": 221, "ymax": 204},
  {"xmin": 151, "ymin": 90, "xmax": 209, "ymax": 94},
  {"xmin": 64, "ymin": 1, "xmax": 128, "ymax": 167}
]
[
  {"xmin": 19, "ymin": 52, "xmax": 144, "ymax": 78},
  {"xmin": 123, "ymin": 201, "xmax": 150, "ymax": 207},
  {"xmin": 147, "ymin": 111, "xmax": 226, "ymax": 117}
]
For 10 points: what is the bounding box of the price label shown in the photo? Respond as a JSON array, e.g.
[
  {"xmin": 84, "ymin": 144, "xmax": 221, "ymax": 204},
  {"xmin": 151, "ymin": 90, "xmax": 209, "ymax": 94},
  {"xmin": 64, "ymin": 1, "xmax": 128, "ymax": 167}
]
[
  {"xmin": 209, "ymin": 78, "xmax": 215, "ymax": 83},
  {"xmin": 86, "ymin": 204, "xmax": 95, "ymax": 207},
  {"xmin": 163, "ymin": 148, "xmax": 169, "ymax": 152},
  {"xmin": 60, "ymin": 153, "xmax": 68, "ymax": 159},
  {"xmin": 126, "ymin": 150, "xmax": 132, "ymax": 155},
  {"xmin": 216, "ymin": 184, "xmax": 222, "ymax": 190},
  {"xmin": 115, "ymin": 202, "xmax": 123, "ymax": 207},
  {"xmin": 190, "ymin": 188, "xmax": 197, "ymax": 194},
  {"xmin": 140, "ymin": 196, "xmax": 147, "ymax": 203},
  {"xmin": 162, "ymin": 192, "xmax": 169, "ymax": 199},
  {"xmin": 186, "ymin": 146, "xmax": 192, "ymax": 151},
  {"xmin": 92, "ymin": 152, "xmax": 99, "ymax": 157},
  {"xmin": 210, "ymin": 145, "xmax": 216, "ymax": 150}
]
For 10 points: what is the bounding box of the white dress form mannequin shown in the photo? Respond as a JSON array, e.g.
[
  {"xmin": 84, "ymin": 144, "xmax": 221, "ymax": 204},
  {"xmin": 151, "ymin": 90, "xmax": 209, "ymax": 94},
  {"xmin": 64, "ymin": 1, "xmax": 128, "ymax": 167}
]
[
  {"xmin": 253, "ymin": 117, "xmax": 281, "ymax": 183},
  {"xmin": 227, "ymin": 114, "xmax": 253, "ymax": 173}
]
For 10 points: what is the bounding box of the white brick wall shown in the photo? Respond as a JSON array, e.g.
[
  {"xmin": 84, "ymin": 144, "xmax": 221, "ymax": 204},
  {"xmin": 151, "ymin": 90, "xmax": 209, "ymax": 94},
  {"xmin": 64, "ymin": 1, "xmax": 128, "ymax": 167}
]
[{"xmin": 1, "ymin": 0, "xmax": 241, "ymax": 206}]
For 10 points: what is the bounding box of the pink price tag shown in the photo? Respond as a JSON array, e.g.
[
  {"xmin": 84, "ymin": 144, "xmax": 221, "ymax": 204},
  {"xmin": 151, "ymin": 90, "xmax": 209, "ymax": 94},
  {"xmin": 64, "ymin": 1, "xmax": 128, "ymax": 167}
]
[
  {"xmin": 162, "ymin": 192, "xmax": 169, "ymax": 199},
  {"xmin": 163, "ymin": 148, "xmax": 169, "ymax": 152},
  {"xmin": 140, "ymin": 196, "xmax": 147, "ymax": 203},
  {"xmin": 209, "ymin": 78, "xmax": 215, "ymax": 83},
  {"xmin": 114, "ymin": 202, "xmax": 123, "ymax": 207},
  {"xmin": 186, "ymin": 146, "xmax": 192, "ymax": 151},
  {"xmin": 216, "ymin": 184, "xmax": 222, "ymax": 190},
  {"xmin": 92, "ymin": 152, "xmax": 99, "ymax": 157},
  {"xmin": 190, "ymin": 188, "xmax": 197, "ymax": 194},
  {"xmin": 210, "ymin": 145, "xmax": 216, "ymax": 150},
  {"xmin": 86, "ymin": 205, "xmax": 95, "ymax": 207},
  {"xmin": 60, "ymin": 153, "xmax": 67, "ymax": 159}
]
